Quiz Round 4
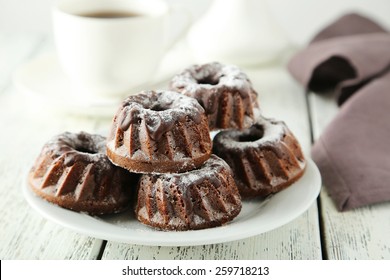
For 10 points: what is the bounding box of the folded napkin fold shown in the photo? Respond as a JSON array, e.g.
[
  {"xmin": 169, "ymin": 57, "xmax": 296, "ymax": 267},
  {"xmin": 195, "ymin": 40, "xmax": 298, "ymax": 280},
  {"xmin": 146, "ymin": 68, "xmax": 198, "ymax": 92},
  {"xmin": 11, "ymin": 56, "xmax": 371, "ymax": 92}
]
[{"xmin": 288, "ymin": 13, "xmax": 390, "ymax": 211}]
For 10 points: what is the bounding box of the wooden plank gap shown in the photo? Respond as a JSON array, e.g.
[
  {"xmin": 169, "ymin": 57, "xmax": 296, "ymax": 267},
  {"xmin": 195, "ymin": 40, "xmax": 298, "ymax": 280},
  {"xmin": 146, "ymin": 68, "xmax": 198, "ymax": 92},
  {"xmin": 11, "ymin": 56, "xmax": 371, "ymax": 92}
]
[
  {"xmin": 316, "ymin": 193, "xmax": 329, "ymax": 260},
  {"xmin": 304, "ymin": 90, "xmax": 315, "ymax": 145},
  {"xmin": 304, "ymin": 89, "xmax": 328, "ymax": 260},
  {"xmin": 96, "ymin": 240, "xmax": 108, "ymax": 260}
]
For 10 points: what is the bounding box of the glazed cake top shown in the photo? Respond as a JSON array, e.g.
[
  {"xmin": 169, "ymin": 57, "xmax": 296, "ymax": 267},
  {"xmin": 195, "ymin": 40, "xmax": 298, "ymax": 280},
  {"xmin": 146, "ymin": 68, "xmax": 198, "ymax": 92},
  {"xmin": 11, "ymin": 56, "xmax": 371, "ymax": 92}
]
[{"xmin": 117, "ymin": 90, "xmax": 206, "ymax": 141}]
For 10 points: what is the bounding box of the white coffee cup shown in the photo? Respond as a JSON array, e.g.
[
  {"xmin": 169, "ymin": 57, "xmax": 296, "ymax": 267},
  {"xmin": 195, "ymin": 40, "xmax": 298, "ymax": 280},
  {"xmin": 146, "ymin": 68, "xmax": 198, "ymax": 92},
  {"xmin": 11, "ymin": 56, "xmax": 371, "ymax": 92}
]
[{"xmin": 53, "ymin": 0, "xmax": 170, "ymax": 98}]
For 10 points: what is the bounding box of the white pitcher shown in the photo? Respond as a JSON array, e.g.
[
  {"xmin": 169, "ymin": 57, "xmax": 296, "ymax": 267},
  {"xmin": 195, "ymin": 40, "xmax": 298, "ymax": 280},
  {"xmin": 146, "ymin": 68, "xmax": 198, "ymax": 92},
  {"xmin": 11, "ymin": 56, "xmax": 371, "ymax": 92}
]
[{"xmin": 187, "ymin": 0, "xmax": 289, "ymax": 66}]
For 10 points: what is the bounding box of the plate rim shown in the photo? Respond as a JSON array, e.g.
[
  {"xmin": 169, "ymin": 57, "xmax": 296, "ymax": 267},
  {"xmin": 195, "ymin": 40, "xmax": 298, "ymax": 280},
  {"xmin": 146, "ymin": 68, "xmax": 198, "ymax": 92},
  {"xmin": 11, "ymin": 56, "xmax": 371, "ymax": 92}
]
[{"xmin": 23, "ymin": 158, "xmax": 321, "ymax": 246}]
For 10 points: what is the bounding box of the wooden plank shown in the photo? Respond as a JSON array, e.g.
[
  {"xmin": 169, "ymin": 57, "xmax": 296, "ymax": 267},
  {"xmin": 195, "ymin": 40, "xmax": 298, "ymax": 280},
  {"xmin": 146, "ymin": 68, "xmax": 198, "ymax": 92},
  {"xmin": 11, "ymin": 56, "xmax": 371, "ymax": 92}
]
[
  {"xmin": 309, "ymin": 92, "xmax": 390, "ymax": 259},
  {"xmin": 320, "ymin": 189, "xmax": 390, "ymax": 259},
  {"xmin": 102, "ymin": 67, "xmax": 322, "ymax": 260},
  {"xmin": 0, "ymin": 34, "xmax": 104, "ymax": 259}
]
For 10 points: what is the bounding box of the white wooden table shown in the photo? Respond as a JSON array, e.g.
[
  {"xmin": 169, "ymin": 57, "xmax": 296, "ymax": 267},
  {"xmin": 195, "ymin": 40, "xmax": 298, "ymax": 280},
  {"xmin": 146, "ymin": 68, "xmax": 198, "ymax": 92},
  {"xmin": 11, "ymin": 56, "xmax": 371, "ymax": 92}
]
[{"xmin": 1, "ymin": 32, "xmax": 389, "ymax": 260}]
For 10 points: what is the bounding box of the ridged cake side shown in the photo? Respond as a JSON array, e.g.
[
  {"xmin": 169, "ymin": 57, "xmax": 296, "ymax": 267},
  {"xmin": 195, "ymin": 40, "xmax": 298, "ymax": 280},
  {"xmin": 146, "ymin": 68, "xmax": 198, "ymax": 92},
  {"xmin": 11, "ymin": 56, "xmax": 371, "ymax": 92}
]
[
  {"xmin": 28, "ymin": 132, "xmax": 135, "ymax": 215},
  {"xmin": 213, "ymin": 118, "xmax": 306, "ymax": 197},
  {"xmin": 135, "ymin": 155, "xmax": 242, "ymax": 230}
]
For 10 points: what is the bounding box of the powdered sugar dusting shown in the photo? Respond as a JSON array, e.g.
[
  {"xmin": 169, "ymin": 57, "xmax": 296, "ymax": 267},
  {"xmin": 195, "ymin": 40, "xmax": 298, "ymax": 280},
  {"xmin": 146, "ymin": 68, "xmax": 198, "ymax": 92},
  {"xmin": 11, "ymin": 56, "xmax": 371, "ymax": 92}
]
[
  {"xmin": 170, "ymin": 62, "xmax": 253, "ymax": 95},
  {"xmin": 44, "ymin": 131, "xmax": 112, "ymax": 171},
  {"xmin": 118, "ymin": 90, "xmax": 205, "ymax": 140},
  {"xmin": 214, "ymin": 117, "xmax": 286, "ymax": 149},
  {"xmin": 257, "ymin": 118, "xmax": 285, "ymax": 143},
  {"xmin": 159, "ymin": 155, "xmax": 228, "ymax": 188}
]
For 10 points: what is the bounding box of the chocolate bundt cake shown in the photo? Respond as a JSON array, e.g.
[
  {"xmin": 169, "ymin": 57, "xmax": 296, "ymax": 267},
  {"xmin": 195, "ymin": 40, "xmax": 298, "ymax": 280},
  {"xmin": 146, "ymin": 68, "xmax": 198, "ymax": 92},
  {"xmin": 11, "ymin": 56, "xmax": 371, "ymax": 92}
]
[
  {"xmin": 213, "ymin": 117, "xmax": 306, "ymax": 198},
  {"xmin": 135, "ymin": 155, "xmax": 242, "ymax": 231},
  {"xmin": 28, "ymin": 132, "xmax": 137, "ymax": 215},
  {"xmin": 106, "ymin": 90, "xmax": 212, "ymax": 174},
  {"xmin": 169, "ymin": 62, "xmax": 260, "ymax": 130}
]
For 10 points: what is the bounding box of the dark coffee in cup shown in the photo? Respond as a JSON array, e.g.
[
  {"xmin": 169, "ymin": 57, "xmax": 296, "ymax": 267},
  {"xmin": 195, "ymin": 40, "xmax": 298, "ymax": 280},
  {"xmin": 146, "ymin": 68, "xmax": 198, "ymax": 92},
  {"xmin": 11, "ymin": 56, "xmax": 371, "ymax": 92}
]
[{"xmin": 79, "ymin": 11, "xmax": 141, "ymax": 18}]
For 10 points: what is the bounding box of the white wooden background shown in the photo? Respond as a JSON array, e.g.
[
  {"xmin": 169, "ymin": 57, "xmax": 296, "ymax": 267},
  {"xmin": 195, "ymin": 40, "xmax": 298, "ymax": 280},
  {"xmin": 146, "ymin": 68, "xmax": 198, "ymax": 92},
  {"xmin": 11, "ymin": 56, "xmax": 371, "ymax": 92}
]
[{"xmin": 0, "ymin": 33, "xmax": 389, "ymax": 260}]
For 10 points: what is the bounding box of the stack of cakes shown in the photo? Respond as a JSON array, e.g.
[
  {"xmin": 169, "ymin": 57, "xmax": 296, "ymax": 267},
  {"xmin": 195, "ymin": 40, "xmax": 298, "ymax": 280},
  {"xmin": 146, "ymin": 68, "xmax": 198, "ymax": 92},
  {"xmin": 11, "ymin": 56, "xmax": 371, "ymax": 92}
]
[{"xmin": 105, "ymin": 89, "xmax": 242, "ymax": 230}]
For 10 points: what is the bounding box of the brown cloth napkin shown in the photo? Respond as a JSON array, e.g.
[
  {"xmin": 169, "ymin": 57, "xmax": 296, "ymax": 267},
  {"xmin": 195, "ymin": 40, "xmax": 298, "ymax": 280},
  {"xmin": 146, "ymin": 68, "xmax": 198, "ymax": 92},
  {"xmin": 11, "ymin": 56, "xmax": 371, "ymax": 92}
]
[
  {"xmin": 289, "ymin": 13, "xmax": 390, "ymax": 105},
  {"xmin": 288, "ymin": 13, "xmax": 390, "ymax": 211}
]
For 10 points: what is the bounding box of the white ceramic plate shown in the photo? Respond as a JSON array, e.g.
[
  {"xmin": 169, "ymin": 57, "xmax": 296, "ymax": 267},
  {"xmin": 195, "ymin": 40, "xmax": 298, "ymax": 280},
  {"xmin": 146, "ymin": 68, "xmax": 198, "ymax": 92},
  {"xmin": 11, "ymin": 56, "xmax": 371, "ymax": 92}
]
[{"xmin": 23, "ymin": 159, "xmax": 321, "ymax": 246}]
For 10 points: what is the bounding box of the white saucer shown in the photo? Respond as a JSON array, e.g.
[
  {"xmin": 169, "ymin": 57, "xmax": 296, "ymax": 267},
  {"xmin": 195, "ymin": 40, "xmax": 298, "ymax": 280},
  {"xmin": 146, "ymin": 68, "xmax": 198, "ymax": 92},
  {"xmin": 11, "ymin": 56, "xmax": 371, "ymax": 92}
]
[
  {"xmin": 23, "ymin": 159, "xmax": 321, "ymax": 246},
  {"xmin": 13, "ymin": 52, "xmax": 123, "ymax": 117},
  {"xmin": 13, "ymin": 41, "xmax": 195, "ymax": 117}
]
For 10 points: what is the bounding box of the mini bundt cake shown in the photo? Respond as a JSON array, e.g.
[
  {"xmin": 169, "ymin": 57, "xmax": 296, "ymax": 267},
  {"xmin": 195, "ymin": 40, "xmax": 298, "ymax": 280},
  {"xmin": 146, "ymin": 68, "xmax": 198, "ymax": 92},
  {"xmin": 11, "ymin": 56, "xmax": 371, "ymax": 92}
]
[
  {"xmin": 135, "ymin": 155, "xmax": 242, "ymax": 231},
  {"xmin": 106, "ymin": 90, "xmax": 212, "ymax": 174},
  {"xmin": 213, "ymin": 116, "xmax": 306, "ymax": 198},
  {"xmin": 169, "ymin": 62, "xmax": 260, "ymax": 130},
  {"xmin": 28, "ymin": 132, "xmax": 137, "ymax": 215}
]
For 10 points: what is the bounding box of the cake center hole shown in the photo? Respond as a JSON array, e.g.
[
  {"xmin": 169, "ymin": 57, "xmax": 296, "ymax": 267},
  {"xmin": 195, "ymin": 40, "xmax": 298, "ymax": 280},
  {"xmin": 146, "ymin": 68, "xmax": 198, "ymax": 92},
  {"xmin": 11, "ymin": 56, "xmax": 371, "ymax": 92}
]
[
  {"xmin": 237, "ymin": 127, "xmax": 264, "ymax": 142},
  {"xmin": 198, "ymin": 75, "xmax": 219, "ymax": 85},
  {"xmin": 150, "ymin": 103, "xmax": 167, "ymax": 111},
  {"xmin": 76, "ymin": 146, "xmax": 97, "ymax": 154}
]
